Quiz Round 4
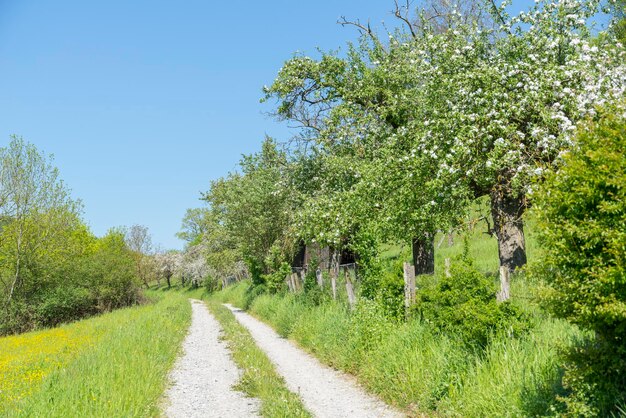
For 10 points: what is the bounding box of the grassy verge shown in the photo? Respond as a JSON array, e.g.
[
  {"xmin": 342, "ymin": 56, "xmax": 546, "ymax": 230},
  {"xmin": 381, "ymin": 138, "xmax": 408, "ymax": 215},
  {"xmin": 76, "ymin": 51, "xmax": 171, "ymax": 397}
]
[
  {"xmin": 215, "ymin": 281, "xmax": 580, "ymax": 417},
  {"xmin": 1, "ymin": 292, "xmax": 190, "ymax": 417},
  {"xmin": 181, "ymin": 287, "xmax": 311, "ymax": 418}
]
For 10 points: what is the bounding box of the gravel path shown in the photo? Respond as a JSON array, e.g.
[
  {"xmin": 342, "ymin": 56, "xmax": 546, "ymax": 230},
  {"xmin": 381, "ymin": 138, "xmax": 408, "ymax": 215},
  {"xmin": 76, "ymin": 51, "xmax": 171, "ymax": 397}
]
[
  {"xmin": 224, "ymin": 303, "xmax": 403, "ymax": 418},
  {"xmin": 164, "ymin": 299, "xmax": 260, "ymax": 418}
]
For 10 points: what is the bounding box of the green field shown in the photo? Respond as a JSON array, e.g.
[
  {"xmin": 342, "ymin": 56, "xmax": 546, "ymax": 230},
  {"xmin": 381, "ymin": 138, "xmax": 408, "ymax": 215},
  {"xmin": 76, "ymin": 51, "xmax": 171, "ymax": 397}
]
[{"xmin": 0, "ymin": 292, "xmax": 190, "ymax": 417}]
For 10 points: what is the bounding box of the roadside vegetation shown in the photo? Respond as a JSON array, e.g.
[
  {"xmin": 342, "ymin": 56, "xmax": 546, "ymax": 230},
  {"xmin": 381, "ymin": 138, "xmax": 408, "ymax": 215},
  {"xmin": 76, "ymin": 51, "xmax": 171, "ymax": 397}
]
[
  {"xmin": 0, "ymin": 138, "xmax": 146, "ymax": 335},
  {"xmin": 212, "ymin": 233, "xmax": 581, "ymax": 417},
  {"xmin": 0, "ymin": 292, "xmax": 190, "ymax": 417},
  {"xmin": 176, "ymin": 0, "xmax": 626, "ymax": 415}
]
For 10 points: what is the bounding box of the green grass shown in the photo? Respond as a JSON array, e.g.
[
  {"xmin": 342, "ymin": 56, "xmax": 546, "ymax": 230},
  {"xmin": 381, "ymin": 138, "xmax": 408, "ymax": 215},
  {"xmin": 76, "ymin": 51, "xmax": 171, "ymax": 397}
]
[
  {"xmin": 171, "ymin": 209, "xmax": 570, "ymax": 416},
  {"xmin": 216, "ymin": 280, "xmax": 580, "ymax": 417},
  {"xmin": 383, "ymin": 199, "xmax": 543, "ymax": 277},
  {"xmin": 181, "ymin": 287, "xmax": 311, "ymax": 418},
  {"xmin": 3, "ymin": 292, "xmax": 190, "ymax": 417}
]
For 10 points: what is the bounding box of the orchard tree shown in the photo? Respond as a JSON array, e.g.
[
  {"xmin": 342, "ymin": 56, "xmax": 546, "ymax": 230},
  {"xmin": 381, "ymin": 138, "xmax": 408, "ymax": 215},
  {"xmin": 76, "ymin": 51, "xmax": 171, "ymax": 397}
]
[
  {"xmin": 200, "ymin": 212, "xmax": 246, "ymax": 283},
  {"xmin": 155, "ymin": 251, "xmax": 182, "ymax": 289},
  {"xmin": 202, "ymin": 138, "xmax": 292, "ymax": 281},
  {"xmin": 181, "ymin": 243, "xmax": 209, "ymax": 287},
  {"xmin": 265, "ymin": 0, "xmax": 626, "ymax": 274},
  {"xmin": 176, "ymin": 208, "xmax": 210, "ymax": 245},
  {"xmin": 611, "ymin": 0, "xmax": 626, "ymax": 42},
  {"xmin": 177, "ymin": 204, "xmax": 250, "ymax": 286}
]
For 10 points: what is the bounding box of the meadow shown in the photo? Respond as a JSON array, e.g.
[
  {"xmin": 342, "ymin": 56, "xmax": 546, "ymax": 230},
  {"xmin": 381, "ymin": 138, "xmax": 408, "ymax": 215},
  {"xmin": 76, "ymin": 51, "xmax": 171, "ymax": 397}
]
[{"xmin": 0, "ymin": 292, "xmax": 190, "ymax": 417}]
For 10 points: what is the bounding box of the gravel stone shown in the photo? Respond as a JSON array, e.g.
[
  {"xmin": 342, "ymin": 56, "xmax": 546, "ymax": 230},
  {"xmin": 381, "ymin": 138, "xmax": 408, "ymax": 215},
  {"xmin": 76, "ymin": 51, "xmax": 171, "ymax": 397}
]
[{"xmin": 164, "ymin": 299, "xmax": 260, "ymax": 418}]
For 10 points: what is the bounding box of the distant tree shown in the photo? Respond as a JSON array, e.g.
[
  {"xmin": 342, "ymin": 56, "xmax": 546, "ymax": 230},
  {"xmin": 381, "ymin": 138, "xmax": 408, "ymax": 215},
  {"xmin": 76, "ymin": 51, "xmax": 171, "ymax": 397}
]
[
  {"xmin": 0, "ymin": 136, "xmax": 81, "ymax": 311},
  {"xmin": 125, "ymin": 225, "xmax": 154, "ymax": 288},
  {"xmin": 0, "ymin": 138, "xmax": 143, "ymax": 333},
  {"xmin": 181, "ymin": 244, "xmax": 209, "ymax": 288},
  {"xmin": 176, "ymin": 208, "xmax": 210, "ymax": 245},
  {"xmin": 202, "ymin": 138, "xmax": 291, "ymax": 282},
  {"xmin": 155, "ymin": 251, "xmax": 182, "ymax": 289}
]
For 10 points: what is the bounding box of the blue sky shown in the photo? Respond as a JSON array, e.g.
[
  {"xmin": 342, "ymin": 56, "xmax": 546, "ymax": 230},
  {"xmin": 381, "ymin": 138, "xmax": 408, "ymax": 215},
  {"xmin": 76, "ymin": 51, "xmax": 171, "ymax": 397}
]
[{"xmin": 0, "ymin": 1, "xmax": 536, "ymax": 250}]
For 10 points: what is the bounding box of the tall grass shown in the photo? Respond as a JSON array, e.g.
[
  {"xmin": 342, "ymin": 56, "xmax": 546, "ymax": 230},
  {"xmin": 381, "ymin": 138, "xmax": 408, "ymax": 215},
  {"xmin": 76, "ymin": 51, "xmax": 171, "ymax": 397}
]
[
  {"xmin": 439, "ymin": 319, "xmax": 577, "ymax": 417},
  {"xmin": 218, "ymin": 280, "xmax": 580, "ymax": 416},
  {"xmin": 209, "ymin": 211, "xmax": 571, "ymax": 416},
  {"xmin": 4, "ymin": 292, "xmax": 190, "ymax": 417}
]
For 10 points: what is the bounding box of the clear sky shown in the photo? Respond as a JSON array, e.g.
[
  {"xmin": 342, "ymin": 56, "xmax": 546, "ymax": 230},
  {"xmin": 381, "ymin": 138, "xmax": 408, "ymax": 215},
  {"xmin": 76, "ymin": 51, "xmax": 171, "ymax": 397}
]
[{"xmin": 0, "ymin": 0, "xmax": 535, "ymax": 250}]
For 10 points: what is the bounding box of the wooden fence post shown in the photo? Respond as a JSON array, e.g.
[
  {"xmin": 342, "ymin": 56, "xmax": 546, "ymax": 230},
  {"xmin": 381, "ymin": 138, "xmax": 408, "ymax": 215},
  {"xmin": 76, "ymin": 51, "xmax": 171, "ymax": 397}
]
[
  {"xmin": 403, "ymin": 262, "xmax": 416, "ymax": 313},
  {"xmin": 300, "ymin": 270, "xmax": 306, "ymax": 290},
  {"xmin": 316, "ymin": 268, "xmax": 323, "ymax": 287},
  {"xmin": 286, "ymin": 274, "xmax": 293, "ymax": 292},
  {"xmin": 330, "ymin": 251, "xmax": 339, "ymax": 300},
  {"xmin": 345, "ymin": 268, "xmax": 356, "ymax": 308},
  {"xmin": 444, "ymin": 258, "xmax": 451, "ymax": 278},
  {"xmin": 497, "ymin": 266, "xmax": 510, "ymax": 302}
]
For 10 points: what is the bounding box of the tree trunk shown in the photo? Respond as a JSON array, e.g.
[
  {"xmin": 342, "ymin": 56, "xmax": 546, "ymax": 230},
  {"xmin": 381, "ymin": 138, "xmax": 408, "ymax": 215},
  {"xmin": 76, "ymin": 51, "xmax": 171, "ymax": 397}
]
[
  {"xmin": 6, "ymin": 229, "xmax": 24, "ymax": 308},
  {"xmin": 490, "ymin": 187, "xmax": 527, "ymax": 272},
  {"xmin": 166, "ymin": 274, "xmax": 171, "ymax": 289},
  {"xmin": 412, "ymin": 233, "xmax": 435, "ymax": 275}
]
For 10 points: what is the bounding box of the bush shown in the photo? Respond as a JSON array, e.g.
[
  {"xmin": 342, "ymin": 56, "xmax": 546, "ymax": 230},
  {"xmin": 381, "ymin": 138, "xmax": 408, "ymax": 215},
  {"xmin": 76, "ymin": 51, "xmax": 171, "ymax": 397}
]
[
  {"xmin": 82, "ymin": 230, "xmax": 141, "ymax": 312},
  {"xmin": 532, "ymin": 106, "xmax": 626, "ymax": 415},
  {"xmin": 204, "ymin": 275, "xmax": 221, "ymax": 293},
  {"xmin": 359, "ymin": 257, "xmax": 405, "ymax": 321},
  {"xmin": 417, "ymin": 261, "xmax": 530, "ymax": 349},
  {"xmin": 533, "ymin": 107, "xmax": 626, "ymax": 345},
  {"xmin": 261, "ymin": 262, "xmax": 290, "ymax": 294},
  {"xmin": 33, "ymin": 286, "xmax": 95, "ymax": 327}
]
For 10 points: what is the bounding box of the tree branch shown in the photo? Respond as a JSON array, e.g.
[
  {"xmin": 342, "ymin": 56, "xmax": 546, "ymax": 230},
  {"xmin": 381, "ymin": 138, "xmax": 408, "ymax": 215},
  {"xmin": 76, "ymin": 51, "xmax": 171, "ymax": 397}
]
[
  {"xmin": 489, "ymin": 0, "xmax": 512, "ymax": 34},
  {"xmin": 338, "ymin": 16, "xmax": 378, "ymax": 42},
  {"xmin": 394, "ymin": 0, "xmax": 418, "ymax": 39}
]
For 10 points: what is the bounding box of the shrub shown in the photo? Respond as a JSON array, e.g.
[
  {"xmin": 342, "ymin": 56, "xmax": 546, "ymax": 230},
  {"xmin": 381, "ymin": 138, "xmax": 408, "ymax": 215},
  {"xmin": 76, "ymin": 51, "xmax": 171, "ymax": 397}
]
[
  {"xmin": 261, "ymin": 262, "xmax": 290, "ymax": 294},
  {"xmin": 532, "ymin": 106, "xmax": 626, "ymax": 415},
  {"xmin": 33, "ymin": 286, "xmax": 95, "ymax": 327},
  {"xmin": 417, "ymin": 261, "xmax": 530, "ymax": 349},
  {"xmin": 82, "ymin": 230, "xmax": 140, "ymax": 311},
  {"xmin": 204, "ymin": 275, "xmax": 221, "ymax": 293},
  {"xmin": 359, "ymin": 257, "xmax": 405, "ymax": 321}
]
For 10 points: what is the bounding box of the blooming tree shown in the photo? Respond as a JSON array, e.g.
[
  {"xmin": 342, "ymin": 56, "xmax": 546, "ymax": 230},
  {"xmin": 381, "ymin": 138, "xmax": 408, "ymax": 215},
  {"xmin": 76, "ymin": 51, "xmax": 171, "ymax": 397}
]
[
  {"xmin": 265, "ymin": 0, "xmax": 626, "ymax": 273},
  {"xmin": 154, "ymin": 251, "xmax": 182, "ymax": 288},
  {"xmin": 181, "ymin": 244, "xmax": 209, "ymax": 287}
]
